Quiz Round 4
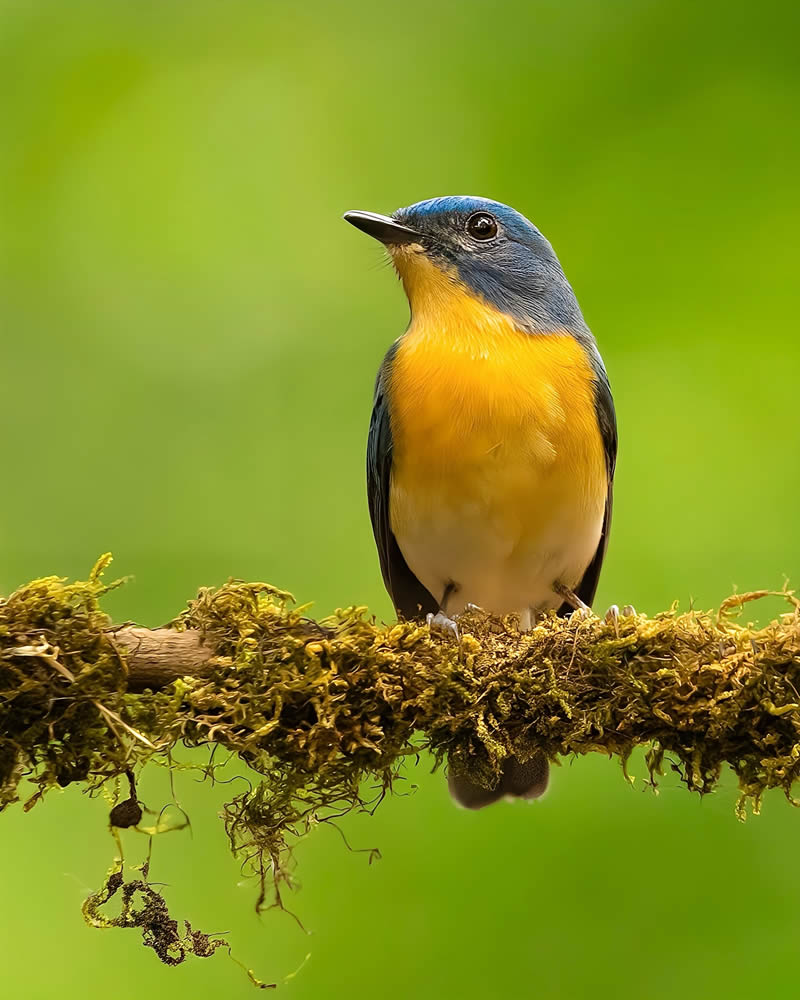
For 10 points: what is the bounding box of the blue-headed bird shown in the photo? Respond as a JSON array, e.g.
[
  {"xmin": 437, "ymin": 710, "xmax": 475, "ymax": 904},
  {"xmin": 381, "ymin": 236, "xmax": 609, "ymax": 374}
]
[{"xmin": 344, "ymin": 197, "xmax": 617, "ymax": 808}]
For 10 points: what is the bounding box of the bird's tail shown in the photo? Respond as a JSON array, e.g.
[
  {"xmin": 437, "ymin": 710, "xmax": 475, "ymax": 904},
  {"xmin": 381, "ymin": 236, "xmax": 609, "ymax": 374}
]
[{"xmin": 448, "ymin": 752, "xmax": 549, "ymax": 810}]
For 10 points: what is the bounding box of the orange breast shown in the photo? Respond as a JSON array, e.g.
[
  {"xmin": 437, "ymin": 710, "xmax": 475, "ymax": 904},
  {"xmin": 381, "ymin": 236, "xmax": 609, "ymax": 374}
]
[{"xmin": 388, "ymin": 290, "xmax": 607, "ymax": 541}]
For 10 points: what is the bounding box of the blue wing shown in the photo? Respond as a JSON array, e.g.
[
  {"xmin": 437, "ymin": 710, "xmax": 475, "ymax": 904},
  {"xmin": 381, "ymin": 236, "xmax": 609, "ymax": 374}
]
[
  {"xmin": 564, "ymin": 364, "xmax": 617, "ymax": 613},
  {"xmin": 367, "ymin": 344, "xmax": 438, "ymax": 619}
]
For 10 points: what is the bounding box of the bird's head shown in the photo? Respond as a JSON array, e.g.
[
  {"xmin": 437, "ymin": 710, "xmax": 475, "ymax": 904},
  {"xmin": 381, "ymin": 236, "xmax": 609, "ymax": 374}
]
[{"xmin": 344, "ymin": 196, "xmax": 587, "ymax": 336}]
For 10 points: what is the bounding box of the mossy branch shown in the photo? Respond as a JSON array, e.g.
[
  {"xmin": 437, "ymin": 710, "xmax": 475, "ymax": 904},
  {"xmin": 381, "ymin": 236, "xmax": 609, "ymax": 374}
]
[{"xmin": 3, "ymin": 555, "xmax": 800, "ymax": 963}]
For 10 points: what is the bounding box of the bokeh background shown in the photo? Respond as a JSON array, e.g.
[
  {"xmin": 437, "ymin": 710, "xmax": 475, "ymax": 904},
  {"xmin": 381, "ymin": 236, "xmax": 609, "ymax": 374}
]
[{"xmin": 2, "ymin": 0, "xmax": 800, "ymax": 997}]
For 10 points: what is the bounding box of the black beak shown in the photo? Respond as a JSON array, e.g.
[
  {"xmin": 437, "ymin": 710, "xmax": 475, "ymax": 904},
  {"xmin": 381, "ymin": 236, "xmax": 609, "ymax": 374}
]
[{"xmin": 343, "ymin": 210, "xmax": 422, "ymax": 246}]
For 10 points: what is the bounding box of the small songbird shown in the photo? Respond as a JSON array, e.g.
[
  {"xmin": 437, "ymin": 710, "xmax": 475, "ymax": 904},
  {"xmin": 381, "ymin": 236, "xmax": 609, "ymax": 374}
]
[{"xmin": 344, "ymin": 197, "xmax": 617, "ymax": 808}]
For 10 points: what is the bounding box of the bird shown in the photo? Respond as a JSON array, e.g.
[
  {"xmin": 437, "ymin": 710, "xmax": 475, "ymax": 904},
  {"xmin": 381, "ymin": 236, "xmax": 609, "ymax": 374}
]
[{"xmin": 344, "ymin": 196, "xmax": 617, "ymax": 809}]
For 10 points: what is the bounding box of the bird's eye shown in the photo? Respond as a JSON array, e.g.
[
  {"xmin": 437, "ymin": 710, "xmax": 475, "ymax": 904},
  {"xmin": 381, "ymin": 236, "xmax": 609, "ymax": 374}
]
[{"xmin": 466, "ymin": 212, "xmax": 498, "ymax": 241}]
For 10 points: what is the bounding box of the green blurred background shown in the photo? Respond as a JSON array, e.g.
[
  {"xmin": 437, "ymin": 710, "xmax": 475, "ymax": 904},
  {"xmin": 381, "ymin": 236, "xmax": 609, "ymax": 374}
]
[{"xmin": 2, "ymin": 0, "xmax": 800, "ymax": 996}]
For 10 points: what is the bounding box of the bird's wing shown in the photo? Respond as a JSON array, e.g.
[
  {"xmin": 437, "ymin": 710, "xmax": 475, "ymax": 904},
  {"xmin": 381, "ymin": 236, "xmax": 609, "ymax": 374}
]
[
  {"xmin": 563, "ymin": 366, "xmax": 618, "ymax": 613},
  {"xmin": 367, "ymin": 346, "xmax": 438, "ymax": 620}
]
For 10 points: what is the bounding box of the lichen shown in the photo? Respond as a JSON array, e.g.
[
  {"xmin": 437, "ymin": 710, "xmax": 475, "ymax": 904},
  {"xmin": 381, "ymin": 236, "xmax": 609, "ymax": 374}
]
[{"xmin": 2, "ymin": 558, "xmax": 800, "ymax": 973}]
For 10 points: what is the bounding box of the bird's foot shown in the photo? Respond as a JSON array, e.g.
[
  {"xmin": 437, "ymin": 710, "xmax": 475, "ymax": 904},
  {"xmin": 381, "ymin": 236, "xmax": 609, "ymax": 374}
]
[
  {"xmin": 464, "ymin": 602, "xmax": 487, "ymax": 616},
  {"xmin": 603, "ymin": 604, "xmax": 638, "ymax": 635},
  {"xmin": 603, "ymin": 604, "xmax": 637, "ymax": 622},
  {"xmin": 460, "ymin": 602, "xmax": 492, "ymax": 628},
  {"xmin": 426, "ymin": 611, "xmax": 460, "ymax": 640},
  {"xmin": 553, "ymin": 580, "xmax": 591, "ymax": 615}
]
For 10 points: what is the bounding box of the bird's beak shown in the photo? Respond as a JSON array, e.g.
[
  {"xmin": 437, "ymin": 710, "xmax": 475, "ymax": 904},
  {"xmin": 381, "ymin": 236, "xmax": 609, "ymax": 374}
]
[{"xmin": 343, "ymin": 210, "xmax": 422, "ymax": 246}]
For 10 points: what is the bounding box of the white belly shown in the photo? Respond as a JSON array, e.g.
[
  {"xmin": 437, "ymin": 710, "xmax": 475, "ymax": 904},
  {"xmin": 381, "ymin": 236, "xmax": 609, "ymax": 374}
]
[{"xmin": 392, "ymin": 476, "xmax": 604, "ymax": 616}]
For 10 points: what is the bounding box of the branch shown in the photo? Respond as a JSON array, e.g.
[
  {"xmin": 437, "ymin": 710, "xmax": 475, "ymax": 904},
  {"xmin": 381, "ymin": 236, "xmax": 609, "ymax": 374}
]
[
  {"xmin": 3, "ymin": 556, "xmax": 800, "ymax": 939},
  {"xmin": 114, "ymin": 627, "xmax": 217, "ymax": 691}
]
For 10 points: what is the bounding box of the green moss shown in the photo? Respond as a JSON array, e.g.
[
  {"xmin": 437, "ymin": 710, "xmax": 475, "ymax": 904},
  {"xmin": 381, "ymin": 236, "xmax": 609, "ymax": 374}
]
[
  {"xmin": 2, "ymin": 559, "xmax": 800, "ymax": 972},
  {"xmin": 0, "ymin": 554, "xmax": 135, "ymax": 809}
]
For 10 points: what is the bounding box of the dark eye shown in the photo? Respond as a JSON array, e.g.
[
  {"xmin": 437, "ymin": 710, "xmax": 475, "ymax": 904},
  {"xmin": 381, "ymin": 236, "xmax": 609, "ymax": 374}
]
[{"xmin": 466, "ymin": 212, "xmax": 498, "ymax": 241}]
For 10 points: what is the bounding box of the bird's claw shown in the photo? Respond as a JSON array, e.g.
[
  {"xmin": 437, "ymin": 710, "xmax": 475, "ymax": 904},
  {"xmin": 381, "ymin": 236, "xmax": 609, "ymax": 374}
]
[
  {"xmin": 554, "ymin": 580, "xmax": 591, "ymax": 616},
  {"xmin": 464, "ymin": 602, "xmax": 487, "ymax": 616},
  {"xmin": 427, "ymin": 611, "xmax": 460, "ymax": 640},
  {"xmin": 604, "ymin": 604, "xmax": 637, "ymax": 621},
  {"xmin": 604, "ymin": 603, "xmax": 637, "ymax": 634}
]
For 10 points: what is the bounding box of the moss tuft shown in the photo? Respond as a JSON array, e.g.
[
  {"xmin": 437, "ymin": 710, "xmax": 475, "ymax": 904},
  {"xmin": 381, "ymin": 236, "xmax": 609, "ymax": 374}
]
[{"xmin": 0, "ymin": 555, "xmax": 136, "ymax": 810}]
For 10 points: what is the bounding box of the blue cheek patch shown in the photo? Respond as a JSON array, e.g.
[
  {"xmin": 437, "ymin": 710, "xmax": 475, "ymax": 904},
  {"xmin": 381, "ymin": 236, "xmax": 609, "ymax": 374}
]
[{"xmin": 393, "ymin": 196, "xmax": 588, "ymax": 338}]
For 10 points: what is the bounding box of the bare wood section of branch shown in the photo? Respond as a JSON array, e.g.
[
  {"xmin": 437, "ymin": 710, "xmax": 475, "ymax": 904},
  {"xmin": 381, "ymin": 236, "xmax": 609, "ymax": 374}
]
[{"xmin": 113, "ymin": 627, "xmax": 218, "ymax": 691}]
